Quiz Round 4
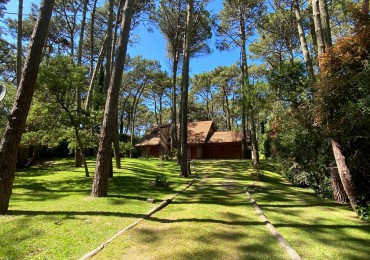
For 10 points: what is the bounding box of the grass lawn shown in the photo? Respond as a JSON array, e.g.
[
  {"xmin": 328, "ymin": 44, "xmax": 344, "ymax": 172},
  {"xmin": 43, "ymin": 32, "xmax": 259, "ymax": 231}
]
[
  {"xmin": 0, "ymin": 157, "xmax": 188, "ymax": 259},
  {"xmin": 250, "ymin": 161, "xmax": 370, "ymax": 259},
  {"xmin": 93, "ymin": 160, "xmax": 287, "ymax": 260},
  {"xmin": 1, "ymin": 158, "xmax": 369, "ymax": 259}
]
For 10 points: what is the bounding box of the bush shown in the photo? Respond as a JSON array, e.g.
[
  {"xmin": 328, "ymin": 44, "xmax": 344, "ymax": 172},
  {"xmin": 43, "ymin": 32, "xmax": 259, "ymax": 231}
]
[{"xmin": 154, "ymin": 175, "xmax": 170, "ymax": 187}]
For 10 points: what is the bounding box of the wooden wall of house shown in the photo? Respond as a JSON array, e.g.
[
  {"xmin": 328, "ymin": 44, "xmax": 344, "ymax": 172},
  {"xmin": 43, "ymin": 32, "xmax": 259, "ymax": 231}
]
[
  {"xmin": 204, "ymin": 143, "xmax": 242, "ymax": 160},
  {"xmin": 140, "ymin": 146, "xmax": 160, "ymax": 158}
]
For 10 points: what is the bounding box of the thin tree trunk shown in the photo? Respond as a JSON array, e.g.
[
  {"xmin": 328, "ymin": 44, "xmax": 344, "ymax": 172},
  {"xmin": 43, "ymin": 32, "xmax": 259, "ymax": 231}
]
[
  {"xmin": 74, "ymin": 0, "xmax": 88, "ymax": 169},
  {"xmin": 331, "ymin": 139, "xmax": 357, "ymax": 211},
  {"xmin": 85, "ymin": 38, "xmax": 107, "ymax": 110},
  {"xmin": 0, "ymin": 0, "xmax": 55, "ymax": 214},
  {"xmin": 180, "ymin": 0, "xmax": 193, "ymax": 177},
  {"xmin": 311, "ymin": 0, "xmax": 325, "ymax": 56},
  {"xmin": 77, "ymin": 0, "xmax": 88, "ymax": 65},
  {"xmin": 250, "ymin": 113, "xmax": 259, "ymax": 165},
  {"xmin": 113, "ymin": 121, "xmax": 121, "ymax": 169},
  {"xmin": 293, "ymin": 0, "xmax": 315, "ymax": 81},
  {"xmin": 171, "ymin": 60, "xmax": 178, "ymax": 158},
  {"xmin": 239, "ymin": 13, "xmax": 248, "ymax": 160},
  {"xmin": 92, "ymin": 0, "xmax": 134, "ymax": 197},
  {"xmin": 16, "ymin": 0, "xmax": 23, "ymax": 88},
  {"xmin": 89, "ymin": 0, "xmax": 98, "ymax": 76}
]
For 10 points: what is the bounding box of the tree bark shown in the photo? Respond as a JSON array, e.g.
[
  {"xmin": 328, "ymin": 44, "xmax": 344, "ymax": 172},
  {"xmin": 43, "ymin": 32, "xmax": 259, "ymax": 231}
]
[
  {"xmin": 331, "ymin": 139, "xmax": 357, "ymax": 211},
  {"xmin": 293, "ymin": 0, "xmax": 315, "ymax": 81},
  {"xmin": 16, "ymin": 0, "xmax": 23, "ymax": 88},
  {"xmin": 0, "ymin": 0, "xmax": 55, "ymax": 214},
  {"xmin": 250, "ymin": 113, "xmax": 259, "ymax": 165},
  {"xmin": 92, "ymin": 0, "xmax": 134, "ymax": 197},
  {"xmin": 171, "ymin": 59, "xmax": 178, "ymax": 158},
  {"xmin": 318, "ymin": 0, "xmax": 332, "ymax": 48},
  {"xmin": 89, "ymin": 0, "xmax": 98, "ymax": 76},
  {"xmin": 311, "ymin": 0, "xmax": 325, "ymax": 56},
  {"xmin": 180, "ymin": 0, "xmax": 193, "ymax": 177},
  {"xmin": 239, "ymin": 3, "xmax": 248, "ymax": 160},
  {"xmin": 75, "ymin": 0, "xmax": 89, "ymax": 169},
  {"xmin": 329, "ymin": 166, "xmax": 349, "ymax": 204}
]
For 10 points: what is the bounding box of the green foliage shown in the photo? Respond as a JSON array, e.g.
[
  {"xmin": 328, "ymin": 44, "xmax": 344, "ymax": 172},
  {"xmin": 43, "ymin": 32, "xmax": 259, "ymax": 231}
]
[
  {"xmin": 356, "ymin": 204, "xmax": 370, "ymax": 222},
  {"xmin": 317, "ymin": 25, "xmax": 370, "ymax": 206},
  {"xmin": 154, "ymin": 174, "xmax": 169, "ymax": 187}
]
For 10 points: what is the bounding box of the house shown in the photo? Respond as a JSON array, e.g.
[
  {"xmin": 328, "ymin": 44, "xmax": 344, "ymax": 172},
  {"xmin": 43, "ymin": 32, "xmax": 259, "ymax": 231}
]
[{"xmin": 136, "ymin": 121, "xmax": 251, "ymax": 159}]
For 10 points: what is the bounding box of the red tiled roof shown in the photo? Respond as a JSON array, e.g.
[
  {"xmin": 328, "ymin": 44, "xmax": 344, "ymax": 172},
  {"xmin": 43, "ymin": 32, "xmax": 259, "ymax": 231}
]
[
  {"xmin": 187, "ymin": 121, "xmax": 213, "ymax": 144},
  {"xmin": 208, "ymin": 131, "xmax": 242, "ymax": 144}
]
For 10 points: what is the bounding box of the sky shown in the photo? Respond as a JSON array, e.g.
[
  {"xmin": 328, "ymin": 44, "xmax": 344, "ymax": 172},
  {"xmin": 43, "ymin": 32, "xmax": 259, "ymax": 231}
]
[{"xmin": 3, "ymin": 0, "xmax": 242, "ymax": 76}]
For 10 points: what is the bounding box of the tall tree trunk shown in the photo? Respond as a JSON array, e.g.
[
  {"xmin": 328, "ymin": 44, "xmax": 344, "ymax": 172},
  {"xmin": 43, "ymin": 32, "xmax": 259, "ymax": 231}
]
[
  {"xmin": 171, "ymin": 59, "xmax": 178, "ymax": 159},
  {"xmin": 77, "ymin": 0, "xmax": 88, "ymax": 65},
  {"xmin": 16, "ymin": 0, "xmax": 23, "ymax": 88},
  {"xmin": 331, "ymin": 139, "xmax": 357, "ymax": 211},
  {"xmin": 318, "ymin": 0, "xmax": 332, "ymax": 48},
  {"xmin": 111, "ymin": 0, "xmax": 124, "ymax": 65},
  {"xmin": 89, "ymin": 0, "xmax": 98, "ymax": 76},
  {"xmin": 0, "ymin": 0, "xmax": 55, "ymax": 214},
  {"xmin": 311, "ymin": 0, "xmax": 325, "ymax": 56},
  {"xmin": 92, "ymin": 0, "xmax": 134, "ymax": 197},
  {"xmin": 239, "ymin": 8, "xmax": 248, "ymax": 160},
  {"xmin": 104, "ymin": 0, "xmax": 117, "ymax": 171},
  {"xmin": 329, "ymin": 165, "xmax": 349, "ymax": 204},
  {"xmin": 104, "ymin": 0, "xmax": 114, "ymax": 94},
  {"xmin": 179, "ymin": 0, "xmax": 193, "ymax": 177},
  {"xmin": 293, "ymin": 0, "xmax": 315, "ymax": 81},
  {"xmin": 75, "ymin": 0, "xmax": 89, "ymax": 170}
]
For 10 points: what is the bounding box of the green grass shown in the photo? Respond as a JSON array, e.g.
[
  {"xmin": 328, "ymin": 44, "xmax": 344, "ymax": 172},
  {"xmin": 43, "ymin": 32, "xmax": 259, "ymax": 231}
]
[
  {"xmin": 250, "ymin": 160, "xmax": 370, "ymax": 259},
  {"xmin": 0, "ymin": 158, "xmax": 188, "ymax": 259},
  {"xmin": 1, "ymin": 159, "xmax": 369, "ymax": 259},
  {"xmin": 93, "ymin": 160, "xmax": 288, "ymax": 260}
]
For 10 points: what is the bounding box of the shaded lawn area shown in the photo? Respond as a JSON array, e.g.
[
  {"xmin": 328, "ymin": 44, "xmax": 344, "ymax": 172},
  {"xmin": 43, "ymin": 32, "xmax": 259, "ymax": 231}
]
[
  {"xmin": 94, "ymin": 160, "xmax": 370, "ymax": 260},
  {"xmin": 250, "ymin": 161, "xmax": 370, "ymax": 259},
  {"xmin": 93, "ymin": 160, "xmax": 288, "ymax": 260},
  {"xmin": 0, "ymin": 158, "xmax": 189, "ymax": 260},
  {"xmin": 1, "ymin": 159, "xmax": 369, "ymax": 259}
]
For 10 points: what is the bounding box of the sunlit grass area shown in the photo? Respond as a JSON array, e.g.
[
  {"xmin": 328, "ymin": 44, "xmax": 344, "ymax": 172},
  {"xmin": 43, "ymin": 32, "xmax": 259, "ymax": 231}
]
[
  {"xmin": 93, "ymin": 160, "xmax": 287, "ymax": 259},
  {"xmin": 1, "ymin": 159, "xmax": 369, "ymax": 259},
  {"xmin": 94, "ymin": 160, "xmax": 370, "ymax": 260},
  {"xmin": 250, "ymin": 161, "xmax": 370, "ymax": 259},
  {"xmin": 0, "ymin": 158, "xmax": 188, "ymax": 259}
]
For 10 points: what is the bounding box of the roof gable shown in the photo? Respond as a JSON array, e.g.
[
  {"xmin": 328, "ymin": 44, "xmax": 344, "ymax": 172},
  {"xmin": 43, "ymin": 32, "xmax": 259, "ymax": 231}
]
[{"xmin": 187, "ymin": 121, "xmax": 213, "ymax": 144}]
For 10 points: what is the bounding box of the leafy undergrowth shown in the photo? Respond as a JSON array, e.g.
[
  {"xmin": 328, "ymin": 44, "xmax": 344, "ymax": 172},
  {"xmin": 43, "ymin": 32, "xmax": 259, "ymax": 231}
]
[
  {"xmin": 0, "ymin": 158, "xmax": 188, "ymax": 260},
  {"xmin": 250, "ymin": 161, "xmax": 370, "ymax": 259},
  {"xmin": 93, "ymin": 160, "xmax": 288, "ymax": 260}
]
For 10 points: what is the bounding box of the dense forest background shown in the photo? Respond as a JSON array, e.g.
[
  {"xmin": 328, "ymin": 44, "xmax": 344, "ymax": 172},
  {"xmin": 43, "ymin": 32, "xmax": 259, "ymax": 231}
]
[{"xmin": 0, "ymin": 0, "xmax": 369, "ymax": 219}]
